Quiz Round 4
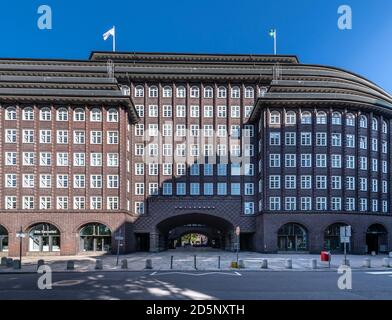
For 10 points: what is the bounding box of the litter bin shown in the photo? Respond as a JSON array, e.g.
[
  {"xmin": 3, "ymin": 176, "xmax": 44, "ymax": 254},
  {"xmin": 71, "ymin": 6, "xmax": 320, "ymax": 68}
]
[{"xmin": 320, "ymin": 251, "xmax": 330, "ymax": 262}]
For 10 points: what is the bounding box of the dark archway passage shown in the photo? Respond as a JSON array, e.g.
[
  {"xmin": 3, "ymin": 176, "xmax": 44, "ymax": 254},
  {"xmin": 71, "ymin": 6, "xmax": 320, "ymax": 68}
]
[
  {"xmin": 155, "ymin": 213, "xmax": 235, "ymax": 251},
  {"xmin": 366, "ymin": 224, "xmax": 388, "ymax": 254}
]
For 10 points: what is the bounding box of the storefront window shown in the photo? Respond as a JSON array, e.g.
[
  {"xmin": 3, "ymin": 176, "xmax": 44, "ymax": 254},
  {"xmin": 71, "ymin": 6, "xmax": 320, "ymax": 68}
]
[
  {"xmin": 80, "ymin": 223, "xmax": 111, "ymax": 252},
  {"xmin": 29, "ymin": 223, "xmax": 60, "ymax": 252},
  {"xmin": 278, "ymin": 223, "xmax": 308, "ymax": 251},
  {"xmin": 324, "ymin": 223, "xmax": 350, "ymax": 252},
  {"xmin": 0, "ymin": 225, "xmax": 8, "ymax": 252}
]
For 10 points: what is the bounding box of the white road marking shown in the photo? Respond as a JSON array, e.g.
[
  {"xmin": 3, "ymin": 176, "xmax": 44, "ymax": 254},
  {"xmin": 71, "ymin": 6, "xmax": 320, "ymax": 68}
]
[
  {"xmin": 150, "ymin": 271, "xmax": 242, "ymax": 277},
  {"xmin": 366, "ymin": 271, "xmax": 392, "ymax": 275}
]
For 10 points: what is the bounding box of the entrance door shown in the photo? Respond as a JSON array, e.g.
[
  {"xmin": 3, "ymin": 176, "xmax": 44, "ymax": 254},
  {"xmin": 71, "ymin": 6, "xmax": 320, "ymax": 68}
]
[{"xmin": 366, "ymin": 234, "xmax": 378, "ymax": 253}]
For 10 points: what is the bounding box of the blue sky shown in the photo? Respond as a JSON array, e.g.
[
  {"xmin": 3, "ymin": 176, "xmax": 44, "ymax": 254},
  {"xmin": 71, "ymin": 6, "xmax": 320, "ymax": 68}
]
[{"xmin": 1, "ymin": 0, "xmax": 391, "ymax": 92}]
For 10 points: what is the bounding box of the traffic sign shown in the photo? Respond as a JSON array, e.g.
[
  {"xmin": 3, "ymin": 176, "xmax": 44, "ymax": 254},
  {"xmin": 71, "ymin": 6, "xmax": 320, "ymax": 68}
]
[
  {"xmin": 16, "ymin": 232, "xmax": 26, "ymax": 238},
  {"xmin": 340, "ymin": 226, "xmax": 351, "ymax": 237},
  {"xmin": 340, "ymin": 236, "xmax": 350, "ymax": 243}
]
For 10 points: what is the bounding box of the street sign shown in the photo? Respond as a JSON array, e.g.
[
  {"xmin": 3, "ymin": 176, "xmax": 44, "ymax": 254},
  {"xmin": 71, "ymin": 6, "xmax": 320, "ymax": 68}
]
[
  {"xmin": 340, "ymin": 226, "xmax": 351, "ymax": 237},
  {"xmin": 235, "ymin": 226, "xmax": 240, "ymax": 236},
  {"xmin": 16, "ymin": 232, "xmax": 26, "ymax": 238},
  {"xmin": 340, "ymin": 236, "xmax": 350, "ymax": 243},
  {"xmin": 115, "ymin": 236, "xmax": 124, "ymax": 241}
]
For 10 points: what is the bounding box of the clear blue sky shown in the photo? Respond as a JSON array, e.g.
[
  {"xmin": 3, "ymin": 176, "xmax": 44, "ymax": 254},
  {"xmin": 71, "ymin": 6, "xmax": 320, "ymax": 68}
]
[{"xmin": 1, "ymin": 0, "xmax": 391, "ymax": 92}]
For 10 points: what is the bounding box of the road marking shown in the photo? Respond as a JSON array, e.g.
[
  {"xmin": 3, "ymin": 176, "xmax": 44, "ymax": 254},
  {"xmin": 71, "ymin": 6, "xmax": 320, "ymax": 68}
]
[
  {"xmin": 53, "ymin": 280, "xmax": 85, "ymax": 287},
  {"xmin": 150, "ymin": 271, "xmax": 242, "ymax": 277},
  {"xmin": 366, "ymin": 271, "xmax": 392, "ymax": 275}
]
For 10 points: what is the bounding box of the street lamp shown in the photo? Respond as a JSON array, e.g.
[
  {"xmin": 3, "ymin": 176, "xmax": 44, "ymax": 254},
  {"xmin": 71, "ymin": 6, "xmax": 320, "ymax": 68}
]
[{"xmin": 15, "ymin": 227, "xmax": 26, "ymax": 269}]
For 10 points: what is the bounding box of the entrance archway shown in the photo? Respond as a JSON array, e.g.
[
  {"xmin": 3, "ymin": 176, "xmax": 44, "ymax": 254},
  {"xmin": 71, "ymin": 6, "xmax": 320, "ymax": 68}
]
[
  {"xmin": 156, "ymin": 213, "xmax": 235, "ymax": 251},
  {"xmin": 28, "ymin": 223, "xmax": 60, "ymax": 252},
  {"xmin": 79, "ymin": 223, "xmax": 112, "ymax": 252},
  {"xmin": 278, "ymin": 223, "xmax": 308, "ymax": 252},
  {"xmin": 366, "ymin": 224, "xmax": 388, "ymax": 254},
  {"xmin": 324, "ymin": 223, "xmax": 351, "ymax": 253},
  {"xmin": 0, "ymin": 225, "xmax": 8, "ymax": 252}
]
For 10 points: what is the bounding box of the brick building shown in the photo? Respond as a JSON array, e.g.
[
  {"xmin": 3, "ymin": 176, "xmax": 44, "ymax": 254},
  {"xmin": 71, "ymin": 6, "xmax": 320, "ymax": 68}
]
[{"xmin": 0, "ymin": 51, "xmax": 391, "ymax": 256}]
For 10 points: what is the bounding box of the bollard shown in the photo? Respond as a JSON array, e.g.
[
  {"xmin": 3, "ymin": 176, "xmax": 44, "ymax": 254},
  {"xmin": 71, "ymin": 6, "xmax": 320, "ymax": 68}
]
[
  {"xmin": 1, "ymin": 257, "xmax": 7, "ymax": 266},
  {"xmin": 310, "ymin": 259, "xmax": 317, "ymax": 269},
  {"xmin": 13, "ymin": 260, "xmax": 21, "ymax": 270},
  {"xmin": 342, "ymin": 259, "xmax": 350, "ymax": 266},
  {"xmin": 238, "ymin": 260, "xmax": 245, "ymax": 269},
  {"xmin": 230, "ymin": 261, "xmax": 238, "ymax": 268},
  {"xmin": 363, "ymin": 258, "xmax": 371, "ymax": 268},
  {"xmin": 6, "ymin": 258, "xmax": 13, "ymax": 268},
  {"xmin": 371, "ymin": 251, "xmax": 376, "ymax": 256},
  {"xmin": 285, "ymin": 259, "xmax": 292, "ymax": 269},
  {"xmin": 261, "ymin": 259, "xmax": 268, "ymax": 269},
  {"xmin": 37, "ymin": 259, "xmax": 45, "ymax": 270},
  {"xmin": 389, "ymin": 252, "xmax": 392, "ymax": 258},
  {"xmin": 121, "ymin": 259, "xmax": 128, "ymax": 269},
  {"xmin": 218, "ymin": 256, "xmax": 221, "ymax": 269},
  {"xmin": 145, "ymin": 259, "xmax": 152, "ymax": 270},
  {"xmin": 170, "ymin": 256, "xmax": 173, "ymax": 269},
  {"xmin": 66, "ymin": 260, "xmax": 75, "ymax": 270},
  {"xmin": 383, "ymin": 258, "xmax": 390, "ymax": 268},
  {"xmin": 194, "ymin": 255, "xmax": 197, "ymax": 270},
  {"xmin": 95, "ymin": 259, "xmax": 103, "ymax": 270}
]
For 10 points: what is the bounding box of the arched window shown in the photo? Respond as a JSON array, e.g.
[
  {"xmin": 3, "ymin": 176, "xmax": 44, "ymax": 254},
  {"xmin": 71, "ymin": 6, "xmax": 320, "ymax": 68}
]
[
  {"xmin": 366, "ymin": 224, "xmax": 388, "ymax": 254},
  {"xmin": 80, "ymin": 223, "xmax": 112, "ymax": 252},
  {"xmin": 176, "ymin": 86, "xmax": 186, "ymax": 98},
  {"xmin": 301, "ymin": 111, "xmax": 312, "ymax": 124},
  {"xmin": 285, "ymin": 111, "xmax": 296, "ymax": 125},
  {"xmin": 107, "ymin": 108, "xmax": 118, "ymax": 122},
  {"xmin": 382, "ymin": 120, "xmax": 388, "ymax": 134},
  {"xmin": 231, "ymin": 86, "xmax": 240, "ymax": 98},
  {"xmin": 5, "ymin": 107, "xmax": 16, "ymax": 120},
  {"xmin": 134, "ymin": 85, "xmax": 144, "ymax": 98},
  {"xmin": 163, "ymin": 86, "xmax": 172, "ymax": 98},
  {"xmin": 324, "ymin": 223, "xmax": 350, "ymax": 252},
  {"xmin": 204, "ymin": 86, "xmax": 214, "ymax": 98},
  {"xmin": 120, "ymin": 85, "xmax": 130, "ymax": 96},
  {"xmin": 90, "ymin": 108, "xmax": 102, "ymax": 122},
  {"xmin": 40, "ymin": 107, "xmax": 51, "ymax": 121},
  {"xmin": 28, "ymin": 223, "xmax": 60, "ymax": 252},
  {"xmin": 245, "ymin": 86, "xmax": 254, "ymax": 98},
  {"xmin": 372, "ymin": 118, "xmax": 378, "ymax": 131},
  {"xmin": 218, "ymin": 86, "xmax": 227, "ymax": 98},
  {"xmin": 190, "ymin": 86, "xmax": 200, "ymax": 98},
  {"xmin": 316, "ymin": 111, "xmax": 327, "ymax": 124},
  {"xmin": 56, "ymin": 108, "xmax": 68, "ymax": 121},
  {"xmin": 23, "ymin": 107, "xmax": 34, "ymax": 121},
  {"xmin": 0, "ymin": 225, "xmax": 8, "ymax": 252},
  {"xmin": 359, "ymin": 115, "xmax": 367, "ymax": 128},
  {"xmin": 346, "ymin": 113, "xmax": 355, "ymax": 126},
  {"xmin": 270, "ymin": 111, "xmax": 281, "ymax": 125},
  {"xmin": 74, "ymin": 108, "xmax": 85, "ymax": 121},
  {"xmin": 278, "ymin": 223, "xmax": 308, "ymax": 251},
  {"xmin": 149, "ymin": 86, "xmax": 158, "ymax": 98},
  {"xmin": 332, "ymin": 112, "xmax": 341, "ymax": 125}
]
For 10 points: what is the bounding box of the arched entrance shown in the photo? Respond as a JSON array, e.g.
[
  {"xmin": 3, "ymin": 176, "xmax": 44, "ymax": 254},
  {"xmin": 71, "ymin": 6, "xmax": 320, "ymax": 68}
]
[
  {"xmin": 324, "ymin": 223, "xmax": 351, "ymax": 253},
  {"xmin": 79, "ymin": 223, "xmax": 112, "ymax": 252},
  {"xmin": 366, "ymin": 224, "xmax": 388, "ymax": 254},
  {"xmin": 28, "ymin": 223, "xmax": 60, "ymax": 252},
  {"xmin": 155, "ymin": 213, "xmax": 235, "ymax": 251},
  {"xmin": 0, "ymin": 225, "xmax": 8, "ymax": 252},
  {"xmin": 278, "ymin": 223, "xmax": 308, "ymax": 252}
]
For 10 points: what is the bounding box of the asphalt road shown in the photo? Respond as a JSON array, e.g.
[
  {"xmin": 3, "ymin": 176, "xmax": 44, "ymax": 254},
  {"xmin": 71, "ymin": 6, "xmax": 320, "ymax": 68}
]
[{"xmin": 0, "ymin": 270, "xmax": 391, "ymax": 300}]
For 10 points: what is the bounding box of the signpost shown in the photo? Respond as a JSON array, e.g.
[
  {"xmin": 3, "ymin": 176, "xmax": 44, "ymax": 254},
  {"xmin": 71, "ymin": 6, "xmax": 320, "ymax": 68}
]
[
  {"xmin": 235, "ymin": 226, "xmax": 240, "ymax": 266},
  {"xmin": 340, "ymin": 226, "xmax": 351, "ymax": 265},
  {"xmin": 15, "ymin": 227, "xmax": 26, "ymax": 269},
  {"xmin": 115, "ymin": 231, "xmax": 124, "ymax": 266}
]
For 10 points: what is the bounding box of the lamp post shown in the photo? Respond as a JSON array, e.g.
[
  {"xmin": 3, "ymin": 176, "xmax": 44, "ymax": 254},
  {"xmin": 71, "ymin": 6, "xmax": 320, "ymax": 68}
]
[{"xmin": 15, "ymin": 227, "xmax": 26, "ymax": 269}]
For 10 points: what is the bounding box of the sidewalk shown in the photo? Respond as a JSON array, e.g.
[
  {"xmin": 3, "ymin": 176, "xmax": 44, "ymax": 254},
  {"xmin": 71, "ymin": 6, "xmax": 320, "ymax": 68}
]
[{"xmin": 1, "ymin": 250, "xmax": 391, "ymax": 273}]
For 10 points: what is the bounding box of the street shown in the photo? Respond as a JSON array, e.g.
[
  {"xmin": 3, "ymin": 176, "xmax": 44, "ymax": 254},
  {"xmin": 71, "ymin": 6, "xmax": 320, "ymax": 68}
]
[{"xmin": 0, "ymin": 270, "xmax": 391, "ymax": 300}]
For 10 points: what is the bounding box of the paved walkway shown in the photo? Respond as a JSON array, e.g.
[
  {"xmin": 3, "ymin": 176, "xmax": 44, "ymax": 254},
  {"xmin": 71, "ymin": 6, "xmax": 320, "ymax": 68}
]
[{"xmin": 1, "ymin": 249, "xmax": 392, "ymax": 273}]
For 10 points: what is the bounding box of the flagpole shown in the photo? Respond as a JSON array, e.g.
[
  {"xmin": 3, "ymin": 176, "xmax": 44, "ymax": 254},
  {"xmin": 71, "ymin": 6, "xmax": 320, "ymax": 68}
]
[
  {"xmin": 274, "ymin": 29, "xmax": 277, "ymax": 55},
  {"xmin": 113, "ymin": 26, "xmax": 116, "ymax": 52}
]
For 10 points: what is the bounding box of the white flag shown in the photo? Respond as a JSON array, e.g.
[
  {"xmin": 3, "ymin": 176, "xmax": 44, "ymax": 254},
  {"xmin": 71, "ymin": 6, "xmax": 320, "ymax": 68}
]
[{"xmin": 103, "ymin": 26, "xmax": 115, "ymax": 40}]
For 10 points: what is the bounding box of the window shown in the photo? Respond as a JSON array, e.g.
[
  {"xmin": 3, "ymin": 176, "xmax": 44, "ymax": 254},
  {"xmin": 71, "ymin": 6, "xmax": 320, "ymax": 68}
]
[
  {"xmin": 231, "ymin": 163, "xmax": 241, "ymax": 176},
  {"xmin": 135, "ymin": 124, "xmax": 144, "ymax": 136},
  {"xmin": 176, "ymin": 105, "xmax": 186, "ymax": 117},
  {"xmin": 107, "ymin": 153, "xmax": 118, "ymax": 167},
  {"xmin": 301, "ymin": 197, "xmax": 312, "ymax": 211},
  {"xmin": 218, "ymin": 183, "xmax": 227, "ymax": 196},
  {"xmin": 316, "ymin": 176, "xmax": 327, "ymax": 189},
  {"xmin": 107, "ymin": 175, "xmax": 119, "ymax": 189},
  {"xmin": 23, "ymin": 130, "xmax": 35, "ymax": 143},
  {"xmin": 359, "ymin": 115, "xmax": 367, "ymax": 128},
  {"xmin": 149, "ymin": 105, "xmax": 158, "ymax": 117},
  {"xmin": 245, "ymin": 183, "xmax": 254, "ymax": 195},
  {"xmin": 217, "ymin": 106, "xmax": 226, "ymax": 118},
  {"xmin": 135, "ymin": 85, "xmax": 144, "ymax": 97},
  {"xmin": 372, "ymin": 118, "xmax": 378, "ymax": 131},
  {"xmin": 91, "ymin": 175, "xmax": 102, "ymax": 189},
  {"xmin": 301, "ymin": 132, "xmax": 312, "ymax": 146},
  {"xmin": 269, "ymin": 176, "xmax": 281, "ymax": 189},
  {"xmin": 346, "ymin": 155, "xmax": 355, "ymax": 169},
  {"xmin": 40, "ymin": 152, "xmax": 51, "ymax": 166},
  {"xmin": 135, "ymin": 105, "xmax": 144, "ymax": 118},
  {"xmin": 5, "ymin": 152, "xmax": 17, "ymax": 166},
  {"xmin": 6, "ymin": 107, "xmax": 16, "ymax": 120},
  {"xmin": 231, "ymin": 106, "xmax": 240, "ymax": 118},
  {"xmin": 331, "ymin": 198, "xmax": 342, "ymax": 211},
  {"xmin": 316, "ymin": 154, "xmax": 326, "ymax": 167},
  {"xmin": 270, "ymin": 111, "xmax": 281, "ymax": 125},
  {"xmin": 177, "ymin": 163, "xmax": 186, "ymax": 176},
  {"xmin": 382, "ymin": 121, "xmax": 388, "ymax": 134},
  {"xmin": 40, "ymin": 107, "xmax": 51, "ymax": 121},
  {"xmin": 331, "ymin": 133, "xmax": 341, "ymax": 147},
  {"xmin": 245, "ymin": 87, "xmax": 254, "ymax": 98},
  {"xmin": 149, "ymin": 86, "xmax": 158, "ymax": 98},
  {"xmin": 204, "ymin": 105, "xmax": 213, "ymax": 117},
  {"xmin": 316, "ymin": 197, "xmax": 327, "ymax": 211},
  {"xmin": 163, "ymin": 105, "xmax": 172, "ymax": 118},
  {"xmin": 269, "ymin": 197, "xmax": 281, "ymax": 211},
  {"xmin": 285, "ymin": 111, "xmax": 296, "ymax": 125},
  {"xmin": 190, "ymin": 105, "xmax": 199, "ymax": 117},
  {"xmin": 331, "ymin": 176, "xmax": 342, "ymax": 189},
  {"xmin": 73, "ymin": 131, "xmax": 85, "ymax": 144},
  {"xmin": 218, "ymin": 164, "xmax": 227, "ymax": 176},
  {"xmin": 23, "ymin": 174, "xmax": 34, "ymax": 188},
  {"xmin": 332, "ymin": 112, "xmax": 341, "ymax": 125},
  {"xmin": 231, "ymin": 183, "xmax": 241, "ymax": 195},
  {"xmin": 135, "ymin": 183, "xmax": 145, "ymax": 195},
  {"xmin": 107, "ymin": 131, "xmax": 119, "ymax": 144},
  {"xmin": 218, "ymin": 87, "xmax": 227, "ymax": 98},
  {"xmin": 74, "ymin": 153, "xmax": 85, "ymax": 166},
  {"xmin": 39, "ymin": 130, "xmax": 51, "ymax": 144},
  {"xmin": 231, "ymin": 86, "xmax": 240, "ymax": 98},
  {"xmin": 270, "ymin": 132, "xmax": 281, "ymax": 145},
  {"xmin": 74, "ymin": 197, "xmax": 86, "ymax": 210},
  {"xmin": 176, "ymin": 86, "xmax": 186, "ymax": 98},
  {"xmin": 5, "ymin": 174, "xmax": 17, "ymax": 188},
  {"xmin": 244, "ymin": 106, "xmax": 253, "ymax": 118},
  {"xmin": 190, "ymin": 183, "xmax": 200, "ymax": 195},
  {"xmin": 285, "ymin": 132, "xmax": 296, "ymax": 145},
  {"xmin": 135, "ymin": 202, "xmax": 145, "ymax": 214},
  {"xmin": 204, "ymin": 86, "xmax": 213, "ymax": 98},
  {"xmin": 190, "ymin": 86, "xmax": 200, "ymax": 98},
  {"xmin": 57, "ymin": 175, "xmax": 68, "ymax": 188},
  {"xmin": 301, "ymin": 154, "xmax": 312, "ymax": 167},
  {"xmin": 346, "ymin": 113, "xmax": 355, "ymax": 126},
  {"xmin": 316, "ymin": 111, "xmax": 327, "ymax": 124},
  {"xmin": 285, "ymin": 154, "xmax": 296, "ymax": 167},
  {"xmin": 204, "ymin": 183, "xmax": 214, "ymax": 195},
  {"xmin": 163, "ymin": 183, "xmax": 172, "ymax": 196},
  {"xmin": 5, "ymin": 129, "xmax": 17, "ymax": 143},
  {"xmin": 5, "ymin": 196, "xmax": 17, "ymax": 209},
  {"xmin": 270, "ymin": 154, "xmax": 281, "ymax": 167},
  {"xmin": 285, "ymin": 197, "xmax": 296, "ymax": 211},
  {"xmin": 23, "ymin": 107, "xmax": 34, "ymax": 120},
  {"xmin": 57, "ymin": 153, "xmax": 68, "ymax": 166},
  {"xmin": 301, "ymin": 176, "xmax": 312, "ymax": 189},
  {"xmin": 244, "ymin": 202, "xmax": 255, "ymax": 215},
  {"xmin": 301, "ymin": 112, "xmax": 312, "ymax": 124},
  {"xmin": 107, "ymin": 108, "xmax": 118, "ymax": 122},
  {"xmin": 346, "ymin": 134, "xmax": 355, "ymax": 148},
  {"xmin": 90, "ymin": 108, "xmax": 102, "ymax": 122},
  {"xmin": 285, "ymin": 175, "xmax": 296, "ymax": 189},
  {"xmin": 331, "ymin": 154, "xmax": 341, "ymax": 168},
  {"xmin": 163, "ymin": 86, "xmax": 172, "ymax": 98},
  {"xmin": 74, "ymin": 108, "xmax": 85, "ymax": 121},
  {"xmin": 176, "ymin": 183, "xmax": 186, "ymax": 196},
  {"xmin": 40, "ymin": 174, "xmax": 52, "ymax": 188},
  {"xmin": 23, "ymin": 196, "xmax": 34, "ymax": 209}
]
